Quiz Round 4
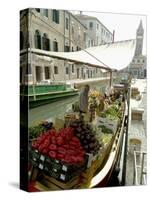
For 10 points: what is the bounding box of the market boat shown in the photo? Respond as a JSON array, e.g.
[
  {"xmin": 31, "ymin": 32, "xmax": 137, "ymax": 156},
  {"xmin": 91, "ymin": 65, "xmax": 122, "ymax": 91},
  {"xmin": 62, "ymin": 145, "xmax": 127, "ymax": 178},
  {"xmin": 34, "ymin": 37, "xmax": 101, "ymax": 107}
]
[
  {"xmin": 28, "ymin": 83, "xmax": 128, "ymax": 190},
  {"xmin": 21, "ymin": 82, "xmax": 79, "ymax": 108}
]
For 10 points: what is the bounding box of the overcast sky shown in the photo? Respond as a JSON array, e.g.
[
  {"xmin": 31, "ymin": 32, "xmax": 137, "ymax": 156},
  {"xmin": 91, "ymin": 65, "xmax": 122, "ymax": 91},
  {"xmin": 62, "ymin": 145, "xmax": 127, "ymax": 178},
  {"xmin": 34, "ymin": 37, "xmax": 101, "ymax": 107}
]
[{"xmin": 71, "ymin": 10, "xmax": 147, "ymax": 55}]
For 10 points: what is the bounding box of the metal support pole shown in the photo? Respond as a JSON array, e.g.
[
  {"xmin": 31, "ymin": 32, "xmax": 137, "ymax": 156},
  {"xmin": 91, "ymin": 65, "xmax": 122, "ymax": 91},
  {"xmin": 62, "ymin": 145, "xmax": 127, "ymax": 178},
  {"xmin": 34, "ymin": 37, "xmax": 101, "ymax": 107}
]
[{"xmin": 140, "ymin": 152, "xmax": 145, "ymax": 184}]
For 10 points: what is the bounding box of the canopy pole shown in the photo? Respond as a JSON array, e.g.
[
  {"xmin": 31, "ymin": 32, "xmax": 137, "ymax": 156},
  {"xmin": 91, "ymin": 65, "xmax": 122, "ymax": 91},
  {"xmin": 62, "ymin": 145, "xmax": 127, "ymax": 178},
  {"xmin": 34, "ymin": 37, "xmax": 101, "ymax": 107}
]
[{"xmin": 109, "ymin": 71, "xmax": 112, "ymax": 87}]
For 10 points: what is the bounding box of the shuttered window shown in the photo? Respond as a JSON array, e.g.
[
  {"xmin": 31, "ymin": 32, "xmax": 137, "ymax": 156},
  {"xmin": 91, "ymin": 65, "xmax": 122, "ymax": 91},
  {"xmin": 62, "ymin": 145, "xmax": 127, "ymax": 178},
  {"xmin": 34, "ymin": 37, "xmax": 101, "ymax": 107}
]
[
  {"xmin": 35, "ymin": 30, "xmax": 41, "ymax": 49},
  {"xmin": 52, "ymin": 10, "xmax": 59, "ymax": 24},
  {"xmin": 43, "ymin": 9, "xmax": 48, "ymax": 17},
  {"xmin": 42, "ymin": 33, "xmax": 50, "ymax": 51},
  {"xmin": 53, "ymin": 40, "xmax": 58, "ymax": 52},
  {"xmin": 54, "ymin": 66, "xmax": 58, "ymax": 74},
  {"xmin": 45, "ymin": 67, "xmax": 50, "ymax": 79}
]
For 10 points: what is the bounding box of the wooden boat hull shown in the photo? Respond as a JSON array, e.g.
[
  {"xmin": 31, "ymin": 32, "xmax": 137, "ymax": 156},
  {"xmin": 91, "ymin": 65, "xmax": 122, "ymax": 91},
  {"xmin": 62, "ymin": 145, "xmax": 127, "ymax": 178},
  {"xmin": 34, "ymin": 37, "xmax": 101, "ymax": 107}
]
[
  {"xmin": 29, "ymin": 90, "xmax": 79, "ymax": 108},
  {"xmin": 20, "ymin": 85, "xmax": 79, "ymax": 108}
]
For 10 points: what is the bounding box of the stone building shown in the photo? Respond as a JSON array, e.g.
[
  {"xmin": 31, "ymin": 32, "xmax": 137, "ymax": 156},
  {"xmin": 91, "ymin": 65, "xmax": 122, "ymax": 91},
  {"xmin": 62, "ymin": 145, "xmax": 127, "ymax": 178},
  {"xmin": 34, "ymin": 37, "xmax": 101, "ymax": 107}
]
[
  {"xmin": 20, "ymin": 9, "xmax": 113, "ymax": 84},
  {"xmin": 75, "ymin": 13, "xmax": 113, "ymax": 47}
]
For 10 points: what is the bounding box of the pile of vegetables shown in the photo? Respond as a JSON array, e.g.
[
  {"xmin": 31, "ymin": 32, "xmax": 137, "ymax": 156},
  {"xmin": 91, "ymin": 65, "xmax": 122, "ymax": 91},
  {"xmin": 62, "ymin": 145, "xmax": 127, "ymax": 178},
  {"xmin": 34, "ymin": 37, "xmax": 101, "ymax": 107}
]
[
  {"xmin": 98, "ymin": 103, "xmax": 121, "ymax": 120},
  {"xmin": 29, "ymin": 124, "xmax": 45, "ymax": 140},
  {"xmin": 98, "ymin": 125, "xmax": 113, "ymax": 134},
  {"xmin": 70, "ymin": 119, "xmax": 102, "ymax": 155},
  {"xmin": 29, "ymin": 121, "xmax": 53, "ymax": 140},
  {"xmin": 32, "ymin": 127, "xmax": 85, "ymax": 165}
]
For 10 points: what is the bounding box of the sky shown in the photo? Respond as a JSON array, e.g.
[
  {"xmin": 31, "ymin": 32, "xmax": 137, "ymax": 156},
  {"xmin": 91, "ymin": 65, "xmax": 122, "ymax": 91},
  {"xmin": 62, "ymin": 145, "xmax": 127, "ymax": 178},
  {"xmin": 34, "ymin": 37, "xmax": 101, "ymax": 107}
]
[{"xmin": 71, "ymin": 10, "xmax": 147, "ymax": 55}]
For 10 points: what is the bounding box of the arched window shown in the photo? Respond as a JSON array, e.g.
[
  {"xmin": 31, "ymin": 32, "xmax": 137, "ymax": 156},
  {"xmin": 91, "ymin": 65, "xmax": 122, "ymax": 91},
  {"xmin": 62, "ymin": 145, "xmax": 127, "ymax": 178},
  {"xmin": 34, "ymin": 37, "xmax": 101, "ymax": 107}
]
[
  {"xmin": 53, "ymin": 39, "xmax": 58, "ymax": 52},
  {"xmin": 35, "ymin": 30, "xmax": 41, "ymax": 49},
  {"xmin": 20, "ymin": 31, "xmax": 24, "ymax": 50},
  {"xmin": 42, "ymin": 33, "xmax": 50, "ymax": 51}
]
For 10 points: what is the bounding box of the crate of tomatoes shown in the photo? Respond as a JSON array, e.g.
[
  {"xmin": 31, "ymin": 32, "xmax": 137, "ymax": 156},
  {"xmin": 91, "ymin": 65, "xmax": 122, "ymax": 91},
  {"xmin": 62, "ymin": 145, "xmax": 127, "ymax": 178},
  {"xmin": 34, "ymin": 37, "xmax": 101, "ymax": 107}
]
[{"xmin": 30, "ymin": 127, "xmax": 87, "ymax": 182}]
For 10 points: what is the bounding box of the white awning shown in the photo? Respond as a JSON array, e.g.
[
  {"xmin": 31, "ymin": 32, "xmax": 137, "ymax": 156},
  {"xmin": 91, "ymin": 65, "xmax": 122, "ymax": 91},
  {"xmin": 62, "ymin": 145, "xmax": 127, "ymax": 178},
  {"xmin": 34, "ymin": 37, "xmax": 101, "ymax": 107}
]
[{"xmin": 30, "ymin": 39, "xmax": 136, "ymax": 71}]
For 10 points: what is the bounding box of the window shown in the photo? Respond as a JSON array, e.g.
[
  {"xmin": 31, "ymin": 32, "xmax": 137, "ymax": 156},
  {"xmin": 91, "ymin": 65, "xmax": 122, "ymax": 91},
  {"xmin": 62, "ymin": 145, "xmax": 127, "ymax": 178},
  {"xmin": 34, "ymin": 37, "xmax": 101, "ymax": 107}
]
[
  {"xmin": 72, "ymin": 26, "xmax": 74, "ymax": 34},
  {"xmin": 72, "ymin": 64, "xmax": 74, "ymax": 73},
  {"xmin": 143, "ymin": 59, "xmax": 145, "ymax": 63},
  {"xmin": 65, "ymin": 18, "xmax": 69, "ymax": 30},
  {"xmin": 53, "ymin": 40, "xmax": 58, "ymax": 51},
  {"xmin": 64, "ymin": 45, "xmax": 70, "ymax": 52},
  {"xmin": 96, "ymin": 68, "xmax": 98, "ymax": 73},
  {"xmin": 132, "ymin": 59, "xmax": 135, "ymax": 63},
  {"xmin": 45, "ymin": 67, "xmax": 50, "ymax": 79},
  {"xmin": 96, "ymin": 36, "xmax": 98, "ymax": 45},
  {"xmin": 35, "ymin": 8, "xmax": 40, "ymax": 13},
  {"xmin": 35, "ymin": 30, "xmax": 41, "ymax": 49},
  {"xmin": 42, "ymin": 33, "xmax": 50, "ymax": 51},
  {"xmin": 83, "ymin": 32, "xmax": 86, "ymax": 42},
  {"xmin": 66, "ymin": 67, "xmax": 69, "ymax": 75},
  {"xmin": 72, "ymin": 47, "xmax": 74, "ymax": 52},
  {"xmin": 97, "ymin": 24, "xmax": 99, "ymax": 29},
  {"xmin": 52, "ymin": 9, "xmax": 59, "ymax": 24},
  {"xmin": 54, "ymin": 66, "xmax": 58, "ymax": 74},
  {"xmin": 91, "ymin": 40, "xmax": 94, "ymax": 46},
  {"xmin": 89, "ymin": 22, "xmax": 93, "ymax": 29},
  {"xmin": 137, "ymin": 60, "xmax": 140, "ymax": 63},
  {"xmin": 20, "ymin": 31, "xmax": 24, "ymax": 50},
  {"xmin": 43, "ymin": 9, "xmax": 48, "ymax": 17},
  {"xmin": 88, "ymin": 40, "xmax": 90, "ymax": 47},
  {"xmin": 36, "ymin": 66, "xmax": 42, "ymax": 82}
]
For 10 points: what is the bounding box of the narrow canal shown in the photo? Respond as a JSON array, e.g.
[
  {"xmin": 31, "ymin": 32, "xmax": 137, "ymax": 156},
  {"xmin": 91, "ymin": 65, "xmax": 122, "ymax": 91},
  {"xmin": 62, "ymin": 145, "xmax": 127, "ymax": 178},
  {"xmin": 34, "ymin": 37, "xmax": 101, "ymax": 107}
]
[{"xmin": 29, "ymin": 79, "xmax": 115, "ymax": 127}]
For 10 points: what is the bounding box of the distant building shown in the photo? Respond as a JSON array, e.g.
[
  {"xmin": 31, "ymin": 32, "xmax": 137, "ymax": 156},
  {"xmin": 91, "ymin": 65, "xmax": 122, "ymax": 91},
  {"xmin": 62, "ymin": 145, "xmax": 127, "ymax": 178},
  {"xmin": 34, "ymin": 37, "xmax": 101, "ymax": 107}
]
[
  {"xmin": 128, "ymin": 20, "xmax": 147, "ymax": 78},
  {"xmin": 75, "ymin": 13, "xmax": 113, "ymax": 47}
]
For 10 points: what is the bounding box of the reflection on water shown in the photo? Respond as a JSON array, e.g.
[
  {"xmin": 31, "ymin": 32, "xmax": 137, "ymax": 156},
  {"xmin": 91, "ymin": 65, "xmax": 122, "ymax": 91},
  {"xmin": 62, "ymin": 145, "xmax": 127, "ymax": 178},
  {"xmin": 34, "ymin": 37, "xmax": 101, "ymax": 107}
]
[{"xmin": 29, "ymin": 80, "xmax": 108, "ymax": 127}]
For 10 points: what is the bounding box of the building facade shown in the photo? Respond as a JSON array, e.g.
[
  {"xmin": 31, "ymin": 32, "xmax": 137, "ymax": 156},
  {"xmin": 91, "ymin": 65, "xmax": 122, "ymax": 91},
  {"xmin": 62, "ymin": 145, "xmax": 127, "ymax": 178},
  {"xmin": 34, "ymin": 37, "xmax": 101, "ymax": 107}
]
[
  {"xmin": 20, "ymin": 9, "xmax": 112, "ymax": 84},
  {"xmin": 75, "ymin": 14, "xmax": 113, "ymax": 47}
]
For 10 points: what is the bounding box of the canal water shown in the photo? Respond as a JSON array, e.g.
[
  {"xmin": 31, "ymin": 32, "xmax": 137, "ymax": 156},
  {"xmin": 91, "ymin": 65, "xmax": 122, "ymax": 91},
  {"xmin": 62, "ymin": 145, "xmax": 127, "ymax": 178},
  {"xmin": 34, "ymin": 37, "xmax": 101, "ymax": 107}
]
[{"xmin": 29, "ymin": 80, "xmax": 111, "ymax": 127}]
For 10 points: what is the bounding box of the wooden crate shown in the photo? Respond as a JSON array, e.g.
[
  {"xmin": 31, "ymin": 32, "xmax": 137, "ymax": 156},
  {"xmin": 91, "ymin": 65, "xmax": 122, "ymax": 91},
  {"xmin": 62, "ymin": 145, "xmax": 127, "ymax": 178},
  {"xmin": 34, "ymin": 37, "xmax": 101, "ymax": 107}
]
[{"xmin": 42, "ymin": 173, "xmax": 80, "ymax": 190}]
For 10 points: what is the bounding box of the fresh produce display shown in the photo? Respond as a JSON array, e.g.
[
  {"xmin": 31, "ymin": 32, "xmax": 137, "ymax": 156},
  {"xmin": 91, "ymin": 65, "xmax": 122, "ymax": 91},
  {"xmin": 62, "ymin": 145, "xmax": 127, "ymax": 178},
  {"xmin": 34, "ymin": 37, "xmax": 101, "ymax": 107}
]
[
  {"xmin": 29, "ymin": 124, "xmax": 45, "ymax": 140},
  {"xmin": 98, "ymin": 125, "xmax": 113, "ymax": 134},
  {"xmin": 100, "ymin": 134, "xmax": 113, "ymax": 146},
  {"xmin": 31, "ymin": 127, "xmax": 85, "ymax": 165},
  {"xmin": 70, "ymin": 119, "xmax": 102, "ymax": 155},
  {"xmin": 29, "ymin": 121, "xmax": 53, "ymax": 139}
]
